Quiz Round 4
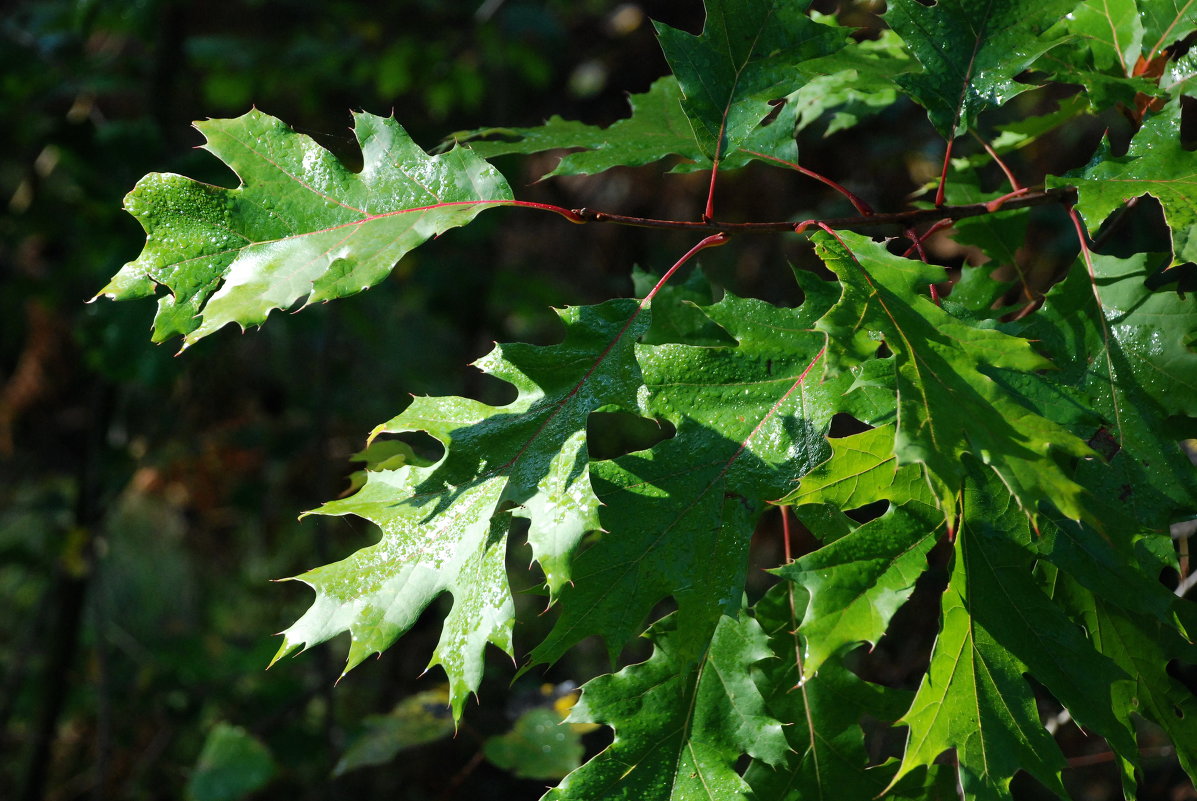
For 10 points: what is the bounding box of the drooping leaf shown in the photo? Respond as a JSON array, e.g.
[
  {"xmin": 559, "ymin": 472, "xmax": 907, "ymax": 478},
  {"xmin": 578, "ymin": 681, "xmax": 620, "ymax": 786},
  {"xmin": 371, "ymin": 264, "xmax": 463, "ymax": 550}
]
[
  {"xmin": 1026, "ymin": 0, "xmax": 1159, "ymax": 110},
  {"xmin": 775, "ymin": 426, "xmax": 943, "ymax": 677},
  {"xmin": 1057, "ymin": 578, "xmax": 1197, "ymax": 782},
  {"xmin": 891, "ymin": 467, "xmax": 1138, "ymax": 801},
  {"xmin": 534, "ymin": 286, "xmax": 852, "ymax": 664},
  {"xmin": 744, "ymin": 583, "xmax": 911, "ymax": 801},
  {"xmin": 545, "ymin": 610, "xmax": 786, "ymax": 801},
  {"xmin": 790, "ymin": 27, "xmax": 912, "ymax": 137},
  {"xmin": 450, "ymin": 72, "xmax": 808, "ymax": 179},
  {"xmin": 275, "ymin": 300, "xmax": 649, "ymax": 716},
  {"xmin": 1052, "ymin": 102, "xmax": 1197, "ymax": 265},
  {"xmin": 1012, "ymin": 251, "xmax": 1197, "ymax": 530},
  {"xmin": 945, "ymin": 176, "xmax": 1033, "ymax": 301},
  {"xmin": 1141, "ymin": 0, "xmax": 1197, "ymax": 59},
  {"xmin": 630, "ymin": 265, "xmax": 736, "ymax": 346},
  {"xmin": 811, "ymin": 230, "xmax": 1094, "ymax": 524},
  {"xmin": 99, "ymin": 110, "xmax": 513, "ymax": 344},
  {"xmin": 655, "ymin": 0, "xmax": 844, "ymax": 161},
  {"xmin": 449, "ymin": 77, "xmax": 707, "ymax": 177},
  {"xmin": 1074, "ymin": 0, "xmax": 1147, "ymax": 74},
  {"xmin": 886, "ymin": 0, "xmax": 1076, "ymax": 139}
]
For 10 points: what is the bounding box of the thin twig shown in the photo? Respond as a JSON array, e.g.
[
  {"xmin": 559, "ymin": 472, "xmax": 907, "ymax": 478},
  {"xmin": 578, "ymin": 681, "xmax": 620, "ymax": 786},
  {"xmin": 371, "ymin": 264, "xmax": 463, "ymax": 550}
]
[{"xmin": 569, "ymin": 187, "xmax": 1076, "ymax": 234}]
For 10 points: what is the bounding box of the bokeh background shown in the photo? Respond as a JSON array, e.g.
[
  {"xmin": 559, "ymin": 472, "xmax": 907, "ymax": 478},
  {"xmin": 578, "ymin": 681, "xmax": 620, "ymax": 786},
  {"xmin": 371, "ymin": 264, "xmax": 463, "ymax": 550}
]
[{"xmin": 3, "ymin": 1, "xmax": 1183, "ymax": 799}]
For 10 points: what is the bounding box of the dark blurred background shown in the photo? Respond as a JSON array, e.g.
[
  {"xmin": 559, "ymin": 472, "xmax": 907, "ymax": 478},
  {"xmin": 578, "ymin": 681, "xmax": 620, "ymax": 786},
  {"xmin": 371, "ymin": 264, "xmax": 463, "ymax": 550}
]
[{"xmin": 1, "ymin": 1, "xmax": 1152, "ymax": 799}]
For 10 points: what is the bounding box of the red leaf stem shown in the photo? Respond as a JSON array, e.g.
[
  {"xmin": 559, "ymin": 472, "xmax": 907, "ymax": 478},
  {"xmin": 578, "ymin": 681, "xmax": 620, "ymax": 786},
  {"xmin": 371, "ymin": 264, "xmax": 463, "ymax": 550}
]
[
  {"xmin": 934, "ymin": 139, "xmax": 955, "ymax": 208},
  {"xmin": 641, "ymin": 233, "xmax": 730, "ymax": 303},
  {"xmin": 985, "ymin": 187, "xmax": 1030, "ymax": 212},
  {"xmin": 740, "ymin": 149, "xmax": 874, "ymax": 216},
  {"xmin": 901, "ymin": 218, "xmax": 954, "ymax": 258},
  {"xmin": 973, "ymin": 131, "xmax": 1024, "ymax": 192},
  {"xmin": 905, "ymin": 227, "xmax": 930, "ymax": 262}
]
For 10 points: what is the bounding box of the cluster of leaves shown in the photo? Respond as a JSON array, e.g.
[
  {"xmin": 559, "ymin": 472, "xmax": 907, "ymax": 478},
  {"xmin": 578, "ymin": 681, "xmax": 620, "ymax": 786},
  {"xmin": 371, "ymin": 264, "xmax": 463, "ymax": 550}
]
[{"xmin": 101, "ymin": 0, "xmax": 1197, "ymax": 799}]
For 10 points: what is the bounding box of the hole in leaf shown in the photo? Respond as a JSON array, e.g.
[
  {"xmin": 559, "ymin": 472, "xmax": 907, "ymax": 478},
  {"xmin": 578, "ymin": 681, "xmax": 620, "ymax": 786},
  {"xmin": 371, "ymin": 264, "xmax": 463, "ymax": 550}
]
[
  {"xmin": 587, "ymin": 411, "xmax": 675, "ymax": 460},
  {"xmin": 1167, "ymin": 659, "xmax": 1197, "ymax": 697},
  {"xmin": 844, "ymin": 500, "xmax": 889, "ymax": 525},
  {"xmin": 827, "ymin": 412, "xmax": 872, "ymax": 439},
  {"xmin": 370, "ymin": 431, "xmax": 444, "ymax": 465},
  {"xmin": 1090, "ymin": 195, "xmax": 1172, "ymax": 258},
  {"xmin": 1086, "ymin": 426, "xmax": 1121, "ymax": 463},
  {"xmin": 856, "ymin": 540, "xmax": 950, "ymax": 690},
  {"xmin": 1182, "ymin": 95, "xmax": 1197, "ymax": 151}
]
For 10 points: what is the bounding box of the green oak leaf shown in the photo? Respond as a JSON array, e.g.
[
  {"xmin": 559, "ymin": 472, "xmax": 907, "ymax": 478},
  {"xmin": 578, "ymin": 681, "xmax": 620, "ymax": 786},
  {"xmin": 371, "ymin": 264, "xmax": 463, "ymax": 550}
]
[
  {"xmin": 775, "ymin": 425, "xmax": 944, "ymax": 677},
  {"xmin": 1051, "ymin": 102, "xmax": 1197, "ymax": 265},
  {"xmin": 1070, "ymin": 0, "xmax": 1146, "ymax": 75},
  {"xmin": 1163, "ymin": 48, "xmax": 1197, "ymax": 96},
  {"xmin": 1012, "ymin": 252, "xmax": 1197, "ymax": 532},
  {"xmin": 812, "ymin": 230, "xmax": 1094, "ymax": 524},
  {"xmin": 99, "ymin": 110, "xmax": 512, "ymax": 345},
  {"xmin": 944, "ymin": 176, "xmax": 1033, "ymax": 308},
  {"xmin": 448, "ymin": 74, "xmax": 805, "ymax": 179},
  {"xmin": 533, "ymin": 286, "xmax": 854, "ymax": 664},
  {"xmin": 630, "ymin": 265, "xmax": 736, "ymax": 346},
  {"xmin": 274, "ymin": 300, "xmax": 648, "ymax": 716},
  {"xmin": 1031, "ymin": 0, "xmax": 1159, "ymax": 109},
  {"xmin": 1142, "ymin": 0, "xmax": 1197, "ymax": 59},
  {"xmin": 1058, "ymin": 579, "xmax": 1197, "ymax": 783},
  {"xmin": 744, "ymin": 584, "xmax": 911, "ymax": 801},
  {"xmin": 891, "ymin": 466, "xmax": 1137, "ymax": 801},
  {"xmin": 448, "ymin": 77, "xmax": 707, "ymax": 177},
  {"xmin": 333, "ymin": 685, "xmax": 454, "ymax": 776},
  {"xmin": 544, "ymin": 610, "xmax": 787, "ymax": 801},
  {"xmin": 655, "ymin": 0, "xmax": 844, "ymax": 161},
  {"xmin": 791, "ymin": 27, "xmax": 912, "ymax": 137},
  {"xmin": 186, "ymin": 723, "xmax": 276, "ymax": 801},
  {"xmin": 935, "ymin": 175, "xmax": 1028, "ymax": 323},
  {"xmin": 950, "ymin": 94, "xmax": 1089, "ymax": 173},
  {"xmin": 885, "ymin": 0, "xmax": 1076, "ymax": 139}
]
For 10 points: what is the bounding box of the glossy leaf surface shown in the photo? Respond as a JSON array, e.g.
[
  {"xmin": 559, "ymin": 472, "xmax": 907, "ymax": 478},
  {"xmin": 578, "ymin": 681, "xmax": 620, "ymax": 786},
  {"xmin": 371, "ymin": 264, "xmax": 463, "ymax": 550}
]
[
  {"xmin": 101, "ymin": 110, "xmax": 512, "ymax": 345},
  {"xmin": 886, "ymin": 0, "xmax": 1076, "ymax": 138}
]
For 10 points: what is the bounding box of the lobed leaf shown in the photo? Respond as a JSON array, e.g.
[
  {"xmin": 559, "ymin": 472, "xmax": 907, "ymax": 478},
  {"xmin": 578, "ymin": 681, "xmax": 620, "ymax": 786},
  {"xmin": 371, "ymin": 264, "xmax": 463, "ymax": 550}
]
[
  {"xmin": 275, "ymin": 300, "xmax": 649, "ymax": 716},
  {"xmin": 534, "ymin": 286, "xmax": 852, "ymax": 663},
  {"xmin": 812, "ymin": 230, "xmax": 1095, "ymax": 524},
  {"xmin": 655, "ymin": 0, "xmax": 844, "ymax": 161},
  {"xmin": 1012, "ymin": 251, "xmax": 1197, "ymax": 534},
  {"xmin": 886, "ymin": 0, "xmax": 1076, "ymax": 139},
  {"xmin": 776, "ymin": 426, "xmax": 944, "ymax": 677},
  {"xmin": 100, "ymin": 110, "xmax": 512, "ymax": 345},
  {"xmin": 892, "ymin": 467, "xmax": 1137, "ymax": 800},
  {"xmin": 449, "ymin": 73, "xmax": 809, "ymax": 179},
  {"xmin": 448, "ymin": 77, "xmax": 707, "ymax": 177},
  {"xmin": 744, "ymin": 584, "xmax": 912, "ymax": 801},
  {"xmin": 545, "ymin": 611, "xmax": 786, "ymax": 801},
  {"xmin": 1053, "ymin": 102, "xmax": 1197, "ymax": 265}
]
